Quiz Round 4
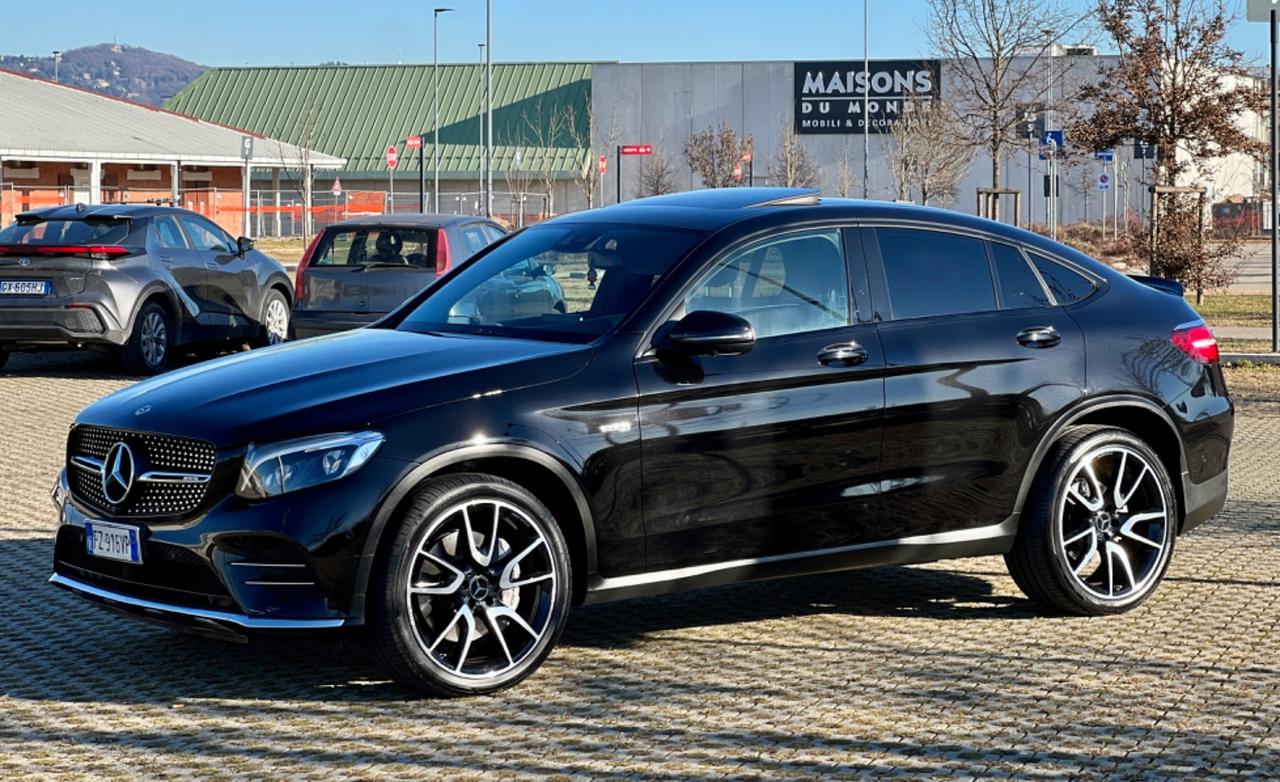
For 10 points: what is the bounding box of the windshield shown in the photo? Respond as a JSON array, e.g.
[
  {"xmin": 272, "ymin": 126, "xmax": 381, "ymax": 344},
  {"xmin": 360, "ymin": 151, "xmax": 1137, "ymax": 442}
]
[
  {"xmin": 396, "ymin": 222, "xmax": 703, "ymax": 343},
  {"xmin": 313, "ymin": 226, "xmax": 436, "ymax": 268},
  {"xmin": 0, "ymin": 218, "xmax": 131, "ymax": 246}
]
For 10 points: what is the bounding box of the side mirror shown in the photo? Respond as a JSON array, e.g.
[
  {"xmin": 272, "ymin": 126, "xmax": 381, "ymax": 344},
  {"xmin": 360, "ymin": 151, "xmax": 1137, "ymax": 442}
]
[
  {"xmin": 236, "ymin": 236, "xmax": 254, "ymax": 256},
  {"xmin": 662, "ymin": 310, "xmax": 756, "ymax": 357}
]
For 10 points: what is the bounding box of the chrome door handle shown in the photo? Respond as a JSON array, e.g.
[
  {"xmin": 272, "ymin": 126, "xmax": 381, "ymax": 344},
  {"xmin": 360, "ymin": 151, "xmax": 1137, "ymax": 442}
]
[
  {"xmin": 1017, "ymin": 326, "xmax": 1061, "ymax": 348},
  {"xmin": 205, "ymin": 262, "xmax": 219, "ymax": 270},
  {"xmin": 159, "ymin": 255, "xmax": 174, "ymax": 263},
  {"xmin": 817, "ymin": 342, "xmax": 868, "ymax": 367}
]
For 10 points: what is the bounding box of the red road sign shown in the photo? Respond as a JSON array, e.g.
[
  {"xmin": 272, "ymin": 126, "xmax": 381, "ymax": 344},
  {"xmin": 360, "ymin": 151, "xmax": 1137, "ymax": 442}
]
[
  {"xmin": 331, "ymin": 177, "xmax": 343, "ymax": 196},
  {"xmin": 406, "ymin": 135, "xmax": 422, "ymax": 149},
  {"xmin": 620, "ymin": 144, "xmax": 653, "ymax": 156},
  {"xmin": 742, "ymin": 149, "xmax": 753, "ymax": 163},
  {"xmin": 732, "ymin": 161, "xmax": 743, "ymax": 182},
  {"xmin": 386, "ymin": 146, "xmax": 398, "ymax": 168},
  {"xmin": 598, "ymin": 155, "xmax": 608, "ymax": 174}
]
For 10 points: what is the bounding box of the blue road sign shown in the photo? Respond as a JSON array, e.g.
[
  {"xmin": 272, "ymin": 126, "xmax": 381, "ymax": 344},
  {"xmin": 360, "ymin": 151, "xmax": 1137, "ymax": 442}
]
[
  {"xmin": 1039, "ymin": 130, "xmax": 1065, "ymax": 160},
  {"xmin": 1094, "ymin": 149, "xmax": 1115, "ymax": 162}
]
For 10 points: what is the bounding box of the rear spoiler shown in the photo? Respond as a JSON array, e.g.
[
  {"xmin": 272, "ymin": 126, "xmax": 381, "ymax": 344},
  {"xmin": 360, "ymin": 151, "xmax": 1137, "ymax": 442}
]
[{"xmin": 1128, "ymin": 274, "xmax": 1184, "ymax": 297}]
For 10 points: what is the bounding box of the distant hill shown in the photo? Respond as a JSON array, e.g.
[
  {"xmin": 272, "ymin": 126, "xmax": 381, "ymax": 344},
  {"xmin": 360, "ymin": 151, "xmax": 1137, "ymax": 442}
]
[{"xmin": 0, "ymin": 43, "xmax": 204, "ymax": 106}]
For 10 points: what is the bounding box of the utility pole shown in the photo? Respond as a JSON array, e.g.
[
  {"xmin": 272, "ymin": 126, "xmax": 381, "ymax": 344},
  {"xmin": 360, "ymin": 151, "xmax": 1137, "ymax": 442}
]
[
  {"xmin": 485, "ymin": 0, "xmax": 493, "ymax": 218},
  {"xmin": 52, "ymin": 50, "xmax": 61, "ymax": 83},
  {"xmin": 433, "ymin": 8, "xmax": 452, "ymax": 214},
  {"xmin": 477, "ymin": 43, "xmax": 485, "ymax": 213},
  {"xmin": 861, "ymin": 0, "xmax": 870, "ymax": 199}
]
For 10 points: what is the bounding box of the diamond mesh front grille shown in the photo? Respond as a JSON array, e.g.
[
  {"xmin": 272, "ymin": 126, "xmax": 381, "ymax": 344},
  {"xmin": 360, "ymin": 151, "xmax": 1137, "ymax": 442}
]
[{"xmin": 67, "ymin": 425, "xmax": 218, "ymax": 518}]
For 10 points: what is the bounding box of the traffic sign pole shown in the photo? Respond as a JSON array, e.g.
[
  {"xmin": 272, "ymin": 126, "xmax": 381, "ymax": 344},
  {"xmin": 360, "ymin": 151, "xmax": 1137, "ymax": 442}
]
[
  {"xmin": 1273, "ymin": 8, "xmax": 1278, "ymax": 352},
  {"xmin": 616, "ymin": 145, "xmax": 621, "ymax": 205}
]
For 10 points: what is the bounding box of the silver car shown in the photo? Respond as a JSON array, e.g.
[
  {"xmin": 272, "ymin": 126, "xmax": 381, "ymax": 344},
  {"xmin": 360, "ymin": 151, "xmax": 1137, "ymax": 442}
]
[{"xmin": 0, "ymin": 204, "xmax": 294, "ymax": 374}]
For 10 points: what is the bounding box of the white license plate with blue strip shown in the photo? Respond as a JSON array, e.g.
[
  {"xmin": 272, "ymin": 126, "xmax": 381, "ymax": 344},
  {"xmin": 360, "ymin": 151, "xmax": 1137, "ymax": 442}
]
[
  {"xmin": 85, "ymin": 521, "xmax": 143, "ymax": 564},
  {"xmin": 0, "ymin": 280, "xmax": 50, "ymax": 295}
]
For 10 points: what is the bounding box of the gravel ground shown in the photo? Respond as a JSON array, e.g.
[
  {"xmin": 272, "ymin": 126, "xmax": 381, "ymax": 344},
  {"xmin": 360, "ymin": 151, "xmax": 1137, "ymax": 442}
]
[{"xmin": 1, "ymin": 351, "xmax": 1277, "ymax": 780}]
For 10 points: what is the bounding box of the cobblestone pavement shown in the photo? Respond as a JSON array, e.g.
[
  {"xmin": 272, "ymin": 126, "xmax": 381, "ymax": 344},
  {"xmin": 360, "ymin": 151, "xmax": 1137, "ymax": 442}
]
[{"xmin": 1, "ymin": 352, "xmax": 1277, "ymax": 780}]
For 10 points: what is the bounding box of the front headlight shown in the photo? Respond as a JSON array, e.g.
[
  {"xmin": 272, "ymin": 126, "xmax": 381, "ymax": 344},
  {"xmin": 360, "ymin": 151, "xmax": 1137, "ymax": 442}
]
[{"xmin": 237, "ymin": 431, "xmax": 384, "ymax": 499}]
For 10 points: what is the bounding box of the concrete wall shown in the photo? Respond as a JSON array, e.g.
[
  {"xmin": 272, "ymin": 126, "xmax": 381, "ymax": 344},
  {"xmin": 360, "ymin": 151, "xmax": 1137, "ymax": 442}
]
[{"xmin": 590, "ymin": 57, "xmax": 1266, "ymax": 228}]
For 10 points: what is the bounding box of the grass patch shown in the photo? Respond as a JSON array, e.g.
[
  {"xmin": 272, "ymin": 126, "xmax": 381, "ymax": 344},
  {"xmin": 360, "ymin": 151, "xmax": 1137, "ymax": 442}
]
[
  {"xmin": 1186, "ymin": 294, "xmax": 1273, "ymax": 327},
  {"xmin": 253, "ymin": 237, "xmax": 308, "ymax": 267},
  {"xmin": 1219, "ymin": 337, "xmax": 1276, "ymax": 354}
]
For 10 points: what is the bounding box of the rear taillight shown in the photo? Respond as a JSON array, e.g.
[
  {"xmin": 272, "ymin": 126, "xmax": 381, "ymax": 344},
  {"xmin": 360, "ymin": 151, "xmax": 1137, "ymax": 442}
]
[
  {"xmin": 295, "ymin": 231, "xmax": 325, "ymax": 301},
  {"xmin": 0, "ymin": 244, "xmax": 130, "ymax": 259},
  {"xmin": 435, "ymin": 229, "xmax": 452, "ymax": 276},
  {"xmin": 1172, "ymin": 322, "xmax": 1219, "ymax": 365}
]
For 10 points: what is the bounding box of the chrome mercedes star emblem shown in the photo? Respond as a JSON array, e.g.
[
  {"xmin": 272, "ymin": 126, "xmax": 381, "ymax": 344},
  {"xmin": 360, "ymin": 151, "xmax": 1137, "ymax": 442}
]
[{"xmin": 102, "ymin": 442, "xmax": 136, "ymax": 505}]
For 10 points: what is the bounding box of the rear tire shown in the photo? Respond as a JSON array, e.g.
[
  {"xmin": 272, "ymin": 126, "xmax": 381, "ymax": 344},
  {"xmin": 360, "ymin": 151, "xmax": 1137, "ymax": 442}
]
[
  {"xmin": 120, "ymin": 301, "xmax": 172, "ymax": 375},
  {"xmin": 365, "ymin": 473, "xmax": 572, "ymax": 697},
  {"xmin": 253, "ymin": 290, "xmax": 290, "ymax": 348},
  {"xmin": 1006, "ymin": 426, "xmax": 1177, "ymax": 616}
]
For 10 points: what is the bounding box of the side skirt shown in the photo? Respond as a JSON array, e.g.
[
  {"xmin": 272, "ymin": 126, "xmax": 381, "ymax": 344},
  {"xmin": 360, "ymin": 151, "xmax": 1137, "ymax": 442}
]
[{"xmin": 582, "ymin": 516, "xmax": 1018, "ymax": 605}]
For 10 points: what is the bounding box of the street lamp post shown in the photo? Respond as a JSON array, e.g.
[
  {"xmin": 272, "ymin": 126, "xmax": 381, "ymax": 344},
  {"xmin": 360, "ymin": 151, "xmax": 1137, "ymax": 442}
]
[
  {"xmin": 432, "ymin": 8, "xmax": 453, "ymax": 214},
  {"xmin": 52, "ymin": 51, "xmax": 61, "ymax": 83},
  {"xmin": 485, "ymin": 0, "xmax": 493, "ymax": 218},
  {"xmin": 477, "ymin": 43, "xmax": 485, "ymax": 212}
]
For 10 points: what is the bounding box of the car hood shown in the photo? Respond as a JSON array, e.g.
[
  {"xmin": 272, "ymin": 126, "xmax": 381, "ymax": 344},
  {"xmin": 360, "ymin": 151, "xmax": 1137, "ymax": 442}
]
[{"xmin": 77, "ymin": 329, "xmax": 592, "ymax": 446}]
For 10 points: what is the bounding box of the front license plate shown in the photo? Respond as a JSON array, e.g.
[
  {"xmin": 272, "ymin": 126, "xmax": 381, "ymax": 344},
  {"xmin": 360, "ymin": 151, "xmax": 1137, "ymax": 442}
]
[
  {"xmin": 0, "ymin": 280, "xmax": 50, "ymax": 295},
  {"xmin": 85, "ymin": 521, "xmax": 143, "ymax": 564}
]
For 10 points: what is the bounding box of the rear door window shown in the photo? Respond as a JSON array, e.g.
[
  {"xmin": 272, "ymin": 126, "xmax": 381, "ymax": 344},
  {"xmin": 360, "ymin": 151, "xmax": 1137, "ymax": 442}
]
[
  {"xmin": 876, "ymin": 228, "xmax": 996, "ymax": 319},
  {"xmin": 990, "ymin": 243, "xmax": 1051, "ymax": 309},
  {"xmin": 312, "ymin": 227, "xmax": 436, "ymax": 268},
  {"xmin": 461, "ymin": 225, "xmax": 490, "ymax": 255},
  {"xmin": 1028, "ymin": 252, "xmax": 1096, "ymax": 303}
]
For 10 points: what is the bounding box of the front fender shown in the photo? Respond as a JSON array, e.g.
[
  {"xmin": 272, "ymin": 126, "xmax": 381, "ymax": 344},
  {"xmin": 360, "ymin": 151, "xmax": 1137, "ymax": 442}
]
[{"xmin": 347, "ymin": 438, "xmax": 599, "ymax": 624}]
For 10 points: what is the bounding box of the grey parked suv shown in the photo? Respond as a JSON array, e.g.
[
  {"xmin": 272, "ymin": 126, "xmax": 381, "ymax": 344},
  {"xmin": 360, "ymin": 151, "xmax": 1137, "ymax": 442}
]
[
  {"xmin": 0, "ymin": 204, "xmax": 293, "ymax": 374},
  {"xmin": 293, "ymin": 214, "xmax": 565, "ymax": 338}
]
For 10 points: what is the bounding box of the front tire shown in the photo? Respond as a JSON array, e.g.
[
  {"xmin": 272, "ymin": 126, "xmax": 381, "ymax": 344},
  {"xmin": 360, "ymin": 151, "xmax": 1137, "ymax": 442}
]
[
  {"xmin": 120, "ymin": 301, "xmax": 172, "ymax": 375},
  {"xmin": 1006, "ymin": 426, "xmax": 1177, "ymax": 616},
  {"xmin": 366, "ymin": 473, "xmax": 572, "ymax": 696}
]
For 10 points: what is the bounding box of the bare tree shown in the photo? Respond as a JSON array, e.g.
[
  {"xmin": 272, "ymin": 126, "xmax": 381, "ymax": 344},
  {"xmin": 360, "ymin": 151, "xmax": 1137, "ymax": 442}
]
[
  {"xmin": 835, "ymin": 139, "xmax": 854, "ymax": 197},
  {"xmin": 636, "ymin": 151, "xmax": 679, "ymax": 197},
  {"xmin": 683, "ymin": 120, "xmax": 753, "ymax": 188},
  {"xmin": 885, "ymin": 100, "xmax": 975, "ymax": 205},
  {"xmin": 564, "ymin": 100, "xmax": 618, "ymax": 209},
  {"xmin": 522, "ymin": 100, "xmax": 569, "ymax": 217},
  {"xmin": 1075, "ymin": 0, "xmax": 1262, "ymax": 298},
  {"xmin": 768, "ymin": 124, "xmax": 821, "ymax": 188},
  {"xmin": 275, "ymin": 103, "xmax": 321, "ymax": 241},
  {"xmin": 927, "ymin": 0, "xmax": 1086, "ymax": 220}
]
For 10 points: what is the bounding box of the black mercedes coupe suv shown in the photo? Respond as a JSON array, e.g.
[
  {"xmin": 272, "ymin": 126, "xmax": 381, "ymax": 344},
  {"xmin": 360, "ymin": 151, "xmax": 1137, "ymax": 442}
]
[
  {"xmin": 49, "ymin": 189, "xmax": 1232, "ymax": 696},
  {"xmin": 0, "ymin": 204, "xmax": 294, "ymax": 374}
]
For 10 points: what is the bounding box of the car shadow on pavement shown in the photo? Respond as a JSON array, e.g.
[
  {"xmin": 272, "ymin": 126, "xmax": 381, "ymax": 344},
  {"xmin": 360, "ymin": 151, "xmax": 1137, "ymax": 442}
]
[
  {"xmin": 1, "ymin": 535, "xmax": 1039, "ymax": 705},
  {"xmin": 1, "ymin": 347, "xmax": 241, "ymax": 380}
]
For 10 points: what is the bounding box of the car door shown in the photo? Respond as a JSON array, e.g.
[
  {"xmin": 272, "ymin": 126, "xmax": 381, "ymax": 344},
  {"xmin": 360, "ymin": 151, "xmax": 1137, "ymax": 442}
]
[
  {"xmin": 863, "ymin": 226, "xmax": 1086, "ymax": 540},
  {"xmin": 148, "ymin": 214, "xmax": 207, "ymax": 319},
  {"xmin": 635, "ymin": 227, "xmax": 885, "ymax": 571},
  {"xmin": 178, "ymin": 214, "xmax": 254, "ymax": 328}
]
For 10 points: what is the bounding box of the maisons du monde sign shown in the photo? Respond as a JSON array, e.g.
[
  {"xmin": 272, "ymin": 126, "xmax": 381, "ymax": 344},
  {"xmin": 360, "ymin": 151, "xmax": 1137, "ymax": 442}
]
[{"xmin": 795, "ymin": 60, "xmax": 942, "ymax": 134}]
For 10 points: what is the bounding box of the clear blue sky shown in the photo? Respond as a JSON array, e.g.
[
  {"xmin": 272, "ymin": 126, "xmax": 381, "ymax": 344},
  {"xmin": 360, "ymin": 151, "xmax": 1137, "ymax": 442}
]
[{"xmin": 3, "ymin": 0, "xmax": 1272, "ymax": 66}]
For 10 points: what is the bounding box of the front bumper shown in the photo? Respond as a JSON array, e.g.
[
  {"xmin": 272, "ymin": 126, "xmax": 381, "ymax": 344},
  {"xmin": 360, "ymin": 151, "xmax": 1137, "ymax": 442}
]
[
  {"xmin": 49, "ymin": 573, "xmax": 344, "ymax": 641},
  {"xmin": 50, "ymin": 455, "xmax": 409, "ymax": 631}
]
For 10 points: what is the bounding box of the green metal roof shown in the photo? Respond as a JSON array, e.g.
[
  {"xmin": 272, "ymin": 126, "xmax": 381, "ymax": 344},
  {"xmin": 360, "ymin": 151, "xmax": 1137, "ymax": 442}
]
[{"xmin": 165, "ymin": 63, "xmax": 593, "ymax": 179}]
